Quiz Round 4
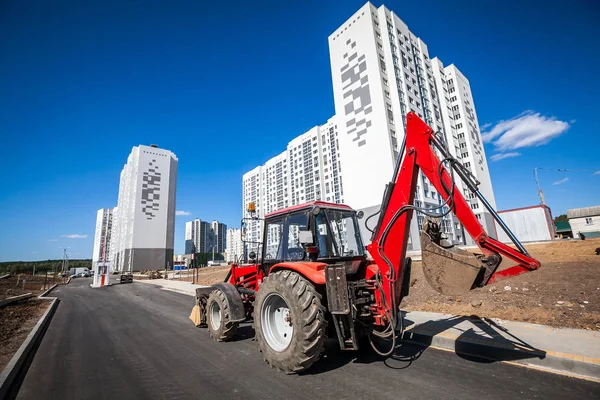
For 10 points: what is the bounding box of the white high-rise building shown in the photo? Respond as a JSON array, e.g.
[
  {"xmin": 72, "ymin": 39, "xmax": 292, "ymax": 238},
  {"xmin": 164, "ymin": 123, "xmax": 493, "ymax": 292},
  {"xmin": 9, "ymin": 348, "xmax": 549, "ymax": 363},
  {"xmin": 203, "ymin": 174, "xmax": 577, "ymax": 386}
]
[
  {"xmin": 92, "ymin": 208, "xmax": 113, "ymax": 274},
  {"xmin": 242, "ymin": 118, "xmax": 343, "ymax": 256},
  {"xmin": 185, "ymin": 218, "xmax": 227, "ymax": 254},
  {"xmin": 111, "ymin": 144, "xmax": 178, "ymax": 272},
  {"xmin": 328, "ymin": 2, "xmax": 496, "ymax": 248},
  {"xmin": 225, "ymin": 228, "xmax": 244, "ymax": 263},
  {"xmin": 431, "ymin": 59, "xmax": 496, "ymax": 239}
]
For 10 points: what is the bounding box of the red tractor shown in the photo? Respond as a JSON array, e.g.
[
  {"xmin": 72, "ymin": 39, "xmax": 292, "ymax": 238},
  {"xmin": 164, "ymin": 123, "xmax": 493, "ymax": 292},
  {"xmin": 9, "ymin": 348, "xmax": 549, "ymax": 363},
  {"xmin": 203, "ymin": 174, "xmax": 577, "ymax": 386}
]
[{"xmin": 193, "ymin": 113, "xmax": 540, "ymax": 373}]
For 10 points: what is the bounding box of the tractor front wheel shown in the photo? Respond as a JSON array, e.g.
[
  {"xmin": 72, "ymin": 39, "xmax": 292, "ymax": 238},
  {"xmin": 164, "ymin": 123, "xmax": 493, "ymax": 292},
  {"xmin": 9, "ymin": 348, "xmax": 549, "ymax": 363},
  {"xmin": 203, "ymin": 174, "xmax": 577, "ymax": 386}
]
[
  {"xmin": 254, "ymin": 270, "xmax": 327, "ymax": 373},
  {"xmin": 206, "ymin": 289, "xmax": 239, "ymax": 341}
]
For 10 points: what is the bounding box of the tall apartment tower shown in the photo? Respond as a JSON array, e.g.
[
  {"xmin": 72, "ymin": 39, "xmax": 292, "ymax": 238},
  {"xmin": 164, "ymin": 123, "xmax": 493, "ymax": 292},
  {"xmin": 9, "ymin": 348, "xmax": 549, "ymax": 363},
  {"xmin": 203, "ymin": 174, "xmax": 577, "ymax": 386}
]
[
  {"xmin": 92, "ymin": 208, "xmax": 113, "ymax": 273},
  {"xmin": 328, "ymin": 2, "xmax": 495, "ymax": 248},
  {"xmin": 185, "ymin": 219, "xmax": 199, "ymax": 254},
  {"xmin": 431, "ymin": 59, "xmax": 497, "ymax": 240},
  {"xmin": 225, "ymin": 228, "xmax": 244, "ymax": 263},
  {"xmin": 241, "ymin": 118, "xmax": 343, "ymax": 256},
  {"xmin": 111, "ymin": 145, "xmax": 178, "ymax": 272},
  {"xmin": 185, "ymin": 218, "xmax": 227, "ymax": 254},
  {"xmin": 211, "ymin": 220, "xmax": 227, "ymax": 253}
]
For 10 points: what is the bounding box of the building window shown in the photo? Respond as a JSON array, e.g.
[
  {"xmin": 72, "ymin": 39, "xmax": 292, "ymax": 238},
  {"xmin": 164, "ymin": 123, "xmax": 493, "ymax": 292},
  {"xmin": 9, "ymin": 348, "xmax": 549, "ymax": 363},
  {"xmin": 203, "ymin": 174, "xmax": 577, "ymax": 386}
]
[
  {"xmin": 586, "ymin": 217, "xmax": 594, "ymax": 225},
  {"xmin": 383, "ymin": 77, "xmax": 388, "ymax": 86},
  {"xmin": 385, "ymin": 90, "xmax": 391, "ymax": 99}
]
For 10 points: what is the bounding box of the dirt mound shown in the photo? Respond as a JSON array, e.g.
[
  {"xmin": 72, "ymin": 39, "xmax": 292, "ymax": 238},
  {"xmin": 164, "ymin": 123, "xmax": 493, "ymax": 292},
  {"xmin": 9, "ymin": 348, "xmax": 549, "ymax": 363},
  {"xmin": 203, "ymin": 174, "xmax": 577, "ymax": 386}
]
[{"xmin": 403, "ymin": 238, "xmax": 600, "ymax": 330}]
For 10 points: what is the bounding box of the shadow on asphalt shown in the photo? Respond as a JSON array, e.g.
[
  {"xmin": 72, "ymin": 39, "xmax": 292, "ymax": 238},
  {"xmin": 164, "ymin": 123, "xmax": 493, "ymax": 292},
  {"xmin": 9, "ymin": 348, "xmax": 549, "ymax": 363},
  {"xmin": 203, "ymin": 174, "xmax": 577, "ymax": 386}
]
[{"xmin": 401, "ymin": 313, "xmax": 547, "ymax": 364}]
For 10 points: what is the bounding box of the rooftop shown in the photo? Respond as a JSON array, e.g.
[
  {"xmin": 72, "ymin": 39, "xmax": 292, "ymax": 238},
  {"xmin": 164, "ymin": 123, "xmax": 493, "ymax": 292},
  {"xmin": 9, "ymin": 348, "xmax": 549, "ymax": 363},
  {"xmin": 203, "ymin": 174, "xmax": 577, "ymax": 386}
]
[{"xmin": 567, "ymin": 206, "xmax": 600, "ymax": 219}]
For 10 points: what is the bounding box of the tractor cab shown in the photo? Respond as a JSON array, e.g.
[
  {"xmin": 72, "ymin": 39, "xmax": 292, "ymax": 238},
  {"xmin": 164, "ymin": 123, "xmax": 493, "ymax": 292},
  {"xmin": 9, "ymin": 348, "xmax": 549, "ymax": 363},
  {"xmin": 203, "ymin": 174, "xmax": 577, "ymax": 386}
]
[{"xmin": 259, "ymin": 201, "xmax": 365, "ymax": 267}]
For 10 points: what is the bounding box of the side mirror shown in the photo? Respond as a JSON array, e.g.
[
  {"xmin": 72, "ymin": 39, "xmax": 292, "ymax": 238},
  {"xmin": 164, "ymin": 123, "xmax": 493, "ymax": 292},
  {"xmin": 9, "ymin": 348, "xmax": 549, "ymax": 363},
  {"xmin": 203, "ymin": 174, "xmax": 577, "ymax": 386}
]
[
  {"xmin": 298, "ymin": 230, "xmax": 313, "ymax": 245},
  {"xmin": 249, "ymin": 251, "xmax": 256, "ymax": 260},
  {"xmin": 357, "ymin": 210, "xmax": 364, "ymax": 219}
]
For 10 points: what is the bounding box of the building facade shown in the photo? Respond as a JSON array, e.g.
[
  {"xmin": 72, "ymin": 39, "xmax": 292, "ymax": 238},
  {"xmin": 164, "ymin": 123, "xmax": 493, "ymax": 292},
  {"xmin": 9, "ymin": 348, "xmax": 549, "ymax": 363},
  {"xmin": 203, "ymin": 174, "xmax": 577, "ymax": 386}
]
[
  {"xmin": 568, "ymin": 206, "xmax": 600, "ymax": 238},
  {"xmin": 110, "ymin": 144, "xmax": 178, "ymax": 272},
  {"xmin": 431, "ymin": 59, "xmax": 497, "ymax": 240},
  {"xmin": 225, "ymin": 228, "xmax": 244, "ymax": 263},
  {"xmin": 328, "ymin": 2, "xmax": 496, "ymax": 248},
  {"xmin": 184, "ymin": 218, "xmax": 227, "ymax": 254},
  {"xmin": 241, "ymin": 117, "xmax": 343, "ymax": 256},
  {"xmin": 92, "ymin": 208, "xmax": 113, "ymax": 273}
]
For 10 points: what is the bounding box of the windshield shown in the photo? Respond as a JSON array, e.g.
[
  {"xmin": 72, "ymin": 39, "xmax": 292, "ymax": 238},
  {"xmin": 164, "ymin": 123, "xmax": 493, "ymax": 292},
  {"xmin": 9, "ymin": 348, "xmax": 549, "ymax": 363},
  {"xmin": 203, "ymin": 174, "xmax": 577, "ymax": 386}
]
[
  {"xmin": 315, "ymin": 209, "xmax": 364, "ymax": 258},
  {"xmin": 263, "ymin": 212, "xmax": 309, "ymax": 261}
]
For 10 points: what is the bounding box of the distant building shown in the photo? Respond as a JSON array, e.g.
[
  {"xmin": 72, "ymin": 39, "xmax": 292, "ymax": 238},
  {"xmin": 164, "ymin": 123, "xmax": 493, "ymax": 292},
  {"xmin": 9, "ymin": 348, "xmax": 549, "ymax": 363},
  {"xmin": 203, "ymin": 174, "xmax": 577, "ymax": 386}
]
[
  {"xmin": 226, "ymin": 228, "xmax": 243, "ymax": 263},
  {"xmin": 184, "ymin": 218, "xmax": 227, "ymax": 253},
  {"xmin": 212, "ymin": 220, "xmax": 227, "ymax": 253},
  {"xmin": 110, "ymin": 144, "xmax": 178, "ymax": 272},
  {"xmin": 554, "ymin": 221, "xmax": 573, "ymax": 239},
  {"xmin": 568, "ymin": 206, "xmax": 600, "ymax": 238},
  {"xmin": 92, "ymin": 208, "xmax": 113, "ymax": 274}
]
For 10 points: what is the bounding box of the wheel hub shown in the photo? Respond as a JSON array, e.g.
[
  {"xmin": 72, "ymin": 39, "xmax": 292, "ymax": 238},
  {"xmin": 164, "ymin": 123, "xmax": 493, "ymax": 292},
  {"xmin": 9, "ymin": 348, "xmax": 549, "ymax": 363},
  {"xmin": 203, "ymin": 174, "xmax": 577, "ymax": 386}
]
[
  {"xmin": 209, "ymin": 300, "xmax": 222, "ymax": 331},
  {"xmin": 261, "ymin": 293, "xmax": 293, "ymax": 352}
]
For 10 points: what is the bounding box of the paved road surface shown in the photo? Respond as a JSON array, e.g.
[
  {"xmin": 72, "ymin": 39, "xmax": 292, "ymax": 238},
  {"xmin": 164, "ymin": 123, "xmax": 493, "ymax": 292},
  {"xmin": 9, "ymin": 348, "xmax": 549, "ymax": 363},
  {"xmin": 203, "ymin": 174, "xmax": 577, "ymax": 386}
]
[{"xmin": 15, "ymin": 278, "xmax": 600, "ymax": 400}]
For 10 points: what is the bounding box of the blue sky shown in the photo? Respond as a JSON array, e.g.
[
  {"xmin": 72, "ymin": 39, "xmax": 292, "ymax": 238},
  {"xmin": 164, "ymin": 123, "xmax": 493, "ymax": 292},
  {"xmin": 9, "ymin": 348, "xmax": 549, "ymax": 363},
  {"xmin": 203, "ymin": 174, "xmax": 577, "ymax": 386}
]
[{"xmin": 1, "ymin": 0, "xmax": 598, "ymax": 261}]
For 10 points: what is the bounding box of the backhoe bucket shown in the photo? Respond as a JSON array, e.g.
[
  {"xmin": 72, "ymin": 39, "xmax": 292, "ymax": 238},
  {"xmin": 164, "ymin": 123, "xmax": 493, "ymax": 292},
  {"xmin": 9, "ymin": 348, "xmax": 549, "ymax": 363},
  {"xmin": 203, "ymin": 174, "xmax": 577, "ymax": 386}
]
[{"xmin": 420, "ymin": 220, "xmax": 483, "ymax": 295}]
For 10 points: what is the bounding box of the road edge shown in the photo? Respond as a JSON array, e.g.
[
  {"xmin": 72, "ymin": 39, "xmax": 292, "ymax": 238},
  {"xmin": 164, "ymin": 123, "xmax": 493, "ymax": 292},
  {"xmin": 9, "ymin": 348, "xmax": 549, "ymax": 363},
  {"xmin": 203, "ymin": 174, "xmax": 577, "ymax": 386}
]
[
  {"xmin": 0, "ymin": 290, "xmax": 60, "ymax": 399},
  {"xmin": 401, "ymin": 329, "xmax": 600, "ymax": 382}
]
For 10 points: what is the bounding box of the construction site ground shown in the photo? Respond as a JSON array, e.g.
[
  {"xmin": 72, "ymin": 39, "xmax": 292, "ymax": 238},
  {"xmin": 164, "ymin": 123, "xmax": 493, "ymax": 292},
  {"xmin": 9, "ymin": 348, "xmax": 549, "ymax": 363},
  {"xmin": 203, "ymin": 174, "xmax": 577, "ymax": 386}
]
[
  {"xmin": 187, "ymin": 238, "xmax": 600, "ymax": 330},
  {"xmin": 0, "ymin": 298, "xmax": 50, "ymax": 371}
]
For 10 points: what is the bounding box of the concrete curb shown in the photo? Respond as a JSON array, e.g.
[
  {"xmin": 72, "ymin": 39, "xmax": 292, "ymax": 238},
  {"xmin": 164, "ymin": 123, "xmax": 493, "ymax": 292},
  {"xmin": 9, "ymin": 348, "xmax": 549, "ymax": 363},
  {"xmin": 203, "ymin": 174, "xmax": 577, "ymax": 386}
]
[
  {"xmin": 0, "ymin": 297, "xmax": 58, "ymax": 399},
  {"xmin": 401, "ymin": 328, "xmax": 600, "ymax": 382},
  {"xmin": 38, "ymin": 284, "xmax": 58, "ymax": 298},
  {"xmin": 0, "ymin": 293, "xmax": 34, "ymax": 308}
]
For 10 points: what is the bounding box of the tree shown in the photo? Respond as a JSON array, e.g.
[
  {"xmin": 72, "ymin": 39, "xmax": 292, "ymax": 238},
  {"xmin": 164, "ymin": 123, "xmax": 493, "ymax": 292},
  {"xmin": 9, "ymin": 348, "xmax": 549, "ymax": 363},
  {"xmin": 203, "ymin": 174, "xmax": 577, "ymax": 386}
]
[{"xmin": 554, "ymin": 214, "xmax": 568, "ymax": 223}]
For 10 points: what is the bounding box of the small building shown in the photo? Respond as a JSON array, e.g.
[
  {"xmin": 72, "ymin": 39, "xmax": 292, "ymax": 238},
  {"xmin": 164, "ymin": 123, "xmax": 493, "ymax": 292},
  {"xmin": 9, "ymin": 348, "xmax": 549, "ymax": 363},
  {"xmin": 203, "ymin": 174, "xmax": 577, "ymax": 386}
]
[
  {"xmin": 554, "ymin": 221, "xmax": 573, "ymax": 239},
  {"xmin": 494, "ymin": 205, "xmax": 555, "ymax": 243},
  {"xmin": 567, "ymin": 206, "xmax": 600, "ymax": 239}
]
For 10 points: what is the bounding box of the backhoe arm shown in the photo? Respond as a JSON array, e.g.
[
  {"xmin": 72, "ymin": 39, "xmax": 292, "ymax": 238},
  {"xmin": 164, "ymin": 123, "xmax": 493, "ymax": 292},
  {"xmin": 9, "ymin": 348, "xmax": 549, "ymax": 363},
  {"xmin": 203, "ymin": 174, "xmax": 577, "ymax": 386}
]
[{"xmin": 366, "ymin": 113, "xmax": 540, "ymax": 314}]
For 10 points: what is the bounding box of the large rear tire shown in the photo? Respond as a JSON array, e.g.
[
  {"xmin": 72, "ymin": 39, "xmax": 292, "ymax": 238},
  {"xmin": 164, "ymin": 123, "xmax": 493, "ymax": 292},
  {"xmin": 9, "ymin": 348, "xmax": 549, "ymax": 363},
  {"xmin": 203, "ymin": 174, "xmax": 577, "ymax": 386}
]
[
  {"xmin": 254, "ymin": 270, "xmax": 327, "ymax": 374},
  {"xmin": 206, "ymin": 289, "xmax": 239, "ymax": 341}
]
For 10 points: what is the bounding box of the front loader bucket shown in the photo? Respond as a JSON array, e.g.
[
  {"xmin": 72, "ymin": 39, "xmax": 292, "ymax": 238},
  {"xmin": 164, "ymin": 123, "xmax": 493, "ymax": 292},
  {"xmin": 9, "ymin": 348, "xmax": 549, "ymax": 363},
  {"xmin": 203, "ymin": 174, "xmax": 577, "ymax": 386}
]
[{"xmin": 420, "ymin": 220, "xmax": 483, "ymax": 295}]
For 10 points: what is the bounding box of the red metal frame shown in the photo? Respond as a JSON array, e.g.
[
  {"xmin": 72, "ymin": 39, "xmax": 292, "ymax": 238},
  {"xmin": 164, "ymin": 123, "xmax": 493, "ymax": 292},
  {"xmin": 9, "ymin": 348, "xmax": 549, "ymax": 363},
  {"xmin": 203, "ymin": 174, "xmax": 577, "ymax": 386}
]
[{"xmin": 367, "ymin": 112, "xmax": 541, "ymax": 314}]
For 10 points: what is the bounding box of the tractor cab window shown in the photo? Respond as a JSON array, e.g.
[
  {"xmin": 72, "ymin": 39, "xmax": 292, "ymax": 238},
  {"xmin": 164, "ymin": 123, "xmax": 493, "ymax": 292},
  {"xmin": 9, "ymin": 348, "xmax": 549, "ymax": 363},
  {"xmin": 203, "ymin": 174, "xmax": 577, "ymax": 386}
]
[
  {"xmin": 315, "ymin": 209, "xmax": 364, "ymax": 258},
  {"xmin": 263, "ymin": 211, "xmax": 309, "ymax": 262}
]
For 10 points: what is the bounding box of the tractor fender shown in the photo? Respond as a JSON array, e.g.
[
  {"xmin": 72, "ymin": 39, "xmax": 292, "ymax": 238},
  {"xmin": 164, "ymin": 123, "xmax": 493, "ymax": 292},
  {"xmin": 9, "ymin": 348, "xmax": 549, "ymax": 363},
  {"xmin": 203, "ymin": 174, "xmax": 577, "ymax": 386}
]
[
  {"xmin": 195, "ymin": 283, "xmax": 246, "ymax": 322},
  {"xmin": 269, "ymin": 262, "xmax": 327, "ymax": 285}
]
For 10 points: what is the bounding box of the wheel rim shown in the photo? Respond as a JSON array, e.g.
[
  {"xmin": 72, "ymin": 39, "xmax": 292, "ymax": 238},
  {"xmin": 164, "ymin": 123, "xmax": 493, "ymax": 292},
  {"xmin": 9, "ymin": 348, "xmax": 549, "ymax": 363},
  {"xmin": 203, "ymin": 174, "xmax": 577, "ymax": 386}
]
[
  {"xmin": 261, "ymin": 292, "xmax": 293, "ymax": 352},
  {"xmin": 209, "ymin": 300, "xmax": 222, "ymax": 331}
]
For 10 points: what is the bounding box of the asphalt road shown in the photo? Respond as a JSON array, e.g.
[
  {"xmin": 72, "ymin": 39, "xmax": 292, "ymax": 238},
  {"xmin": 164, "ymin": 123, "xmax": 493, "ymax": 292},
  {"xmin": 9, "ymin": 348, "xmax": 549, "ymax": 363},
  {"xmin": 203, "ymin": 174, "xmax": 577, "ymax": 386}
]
[{"xmin": 14, "ymin": 278, "xmax": 600, "ymax": 400}]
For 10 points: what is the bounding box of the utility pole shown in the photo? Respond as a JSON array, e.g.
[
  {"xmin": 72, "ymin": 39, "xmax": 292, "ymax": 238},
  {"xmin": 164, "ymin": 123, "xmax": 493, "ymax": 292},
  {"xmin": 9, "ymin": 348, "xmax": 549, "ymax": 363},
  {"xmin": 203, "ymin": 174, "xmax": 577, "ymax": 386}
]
[{"xmin": 533, "ymin": 168, "xmax": 546, "ymax": 205}]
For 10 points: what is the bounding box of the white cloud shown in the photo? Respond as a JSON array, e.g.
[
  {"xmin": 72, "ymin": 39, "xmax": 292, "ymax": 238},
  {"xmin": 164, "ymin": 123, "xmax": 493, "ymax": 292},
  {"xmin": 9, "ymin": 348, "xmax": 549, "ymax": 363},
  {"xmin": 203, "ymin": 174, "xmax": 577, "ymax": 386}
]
[
  {"xmin": 32, "ymin": 251, "xmax": 38, "ymax": 254},
  {"xmin": 61, "ymin": 234, "xmax": 88, "ymax": 239},
  {"xmin": 48, "ymin": 238, "xmax": 59, "ymax": 242},
  {"xmin": 490, "ymin": 152, "xmax": 521, "ymax": 162},
  {"xmin": 552, "ymin": 178, "xmax": 569, "ymax": 185},
  {"xmin": 176, "ymin": 210, "xmax": 191, "ymax": 216},
  {"xmin": 482, "ymin": 111, "xmax": 570, "ymax": 151},
  {"xmin": 594, "ymin": 170, "xmax": 600, "ymax": 176}
]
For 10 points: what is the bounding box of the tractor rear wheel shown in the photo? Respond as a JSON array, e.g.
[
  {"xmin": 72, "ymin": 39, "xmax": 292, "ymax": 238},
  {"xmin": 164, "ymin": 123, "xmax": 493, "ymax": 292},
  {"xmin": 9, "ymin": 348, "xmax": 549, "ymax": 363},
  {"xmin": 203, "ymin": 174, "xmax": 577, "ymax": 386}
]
[
  {"xmin": 206, "ymin": 289, "xmax": 239, "ymax": 341},
  {"xmin": 254, "ymin": 270, "xmax": 327, "ymax": 374}
]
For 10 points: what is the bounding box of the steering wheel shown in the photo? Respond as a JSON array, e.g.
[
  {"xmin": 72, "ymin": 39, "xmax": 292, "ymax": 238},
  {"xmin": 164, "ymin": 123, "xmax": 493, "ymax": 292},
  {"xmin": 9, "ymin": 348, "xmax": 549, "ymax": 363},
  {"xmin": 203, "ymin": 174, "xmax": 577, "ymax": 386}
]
[
  {"xmin": 265, "ymin": 253, "xmax": 273, "ymax": 260},
  {"xmin": 287, "ymin": 247, "xmax": 305, "ymax": 260}
]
